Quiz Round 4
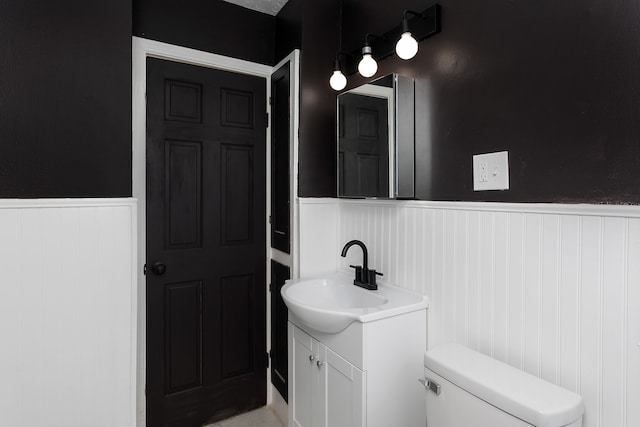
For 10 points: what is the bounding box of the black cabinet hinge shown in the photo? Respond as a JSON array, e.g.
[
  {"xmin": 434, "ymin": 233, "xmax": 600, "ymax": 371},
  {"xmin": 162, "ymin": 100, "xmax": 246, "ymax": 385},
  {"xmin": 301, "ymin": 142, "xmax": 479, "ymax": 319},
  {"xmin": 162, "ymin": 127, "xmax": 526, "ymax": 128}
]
[
  {"xmin": 143, "ymin": 263, "xmax": 147, "ymax": 275},
  {"xmin": 266, "ymin": 351, "xmax": 271, "ymax": 369}
]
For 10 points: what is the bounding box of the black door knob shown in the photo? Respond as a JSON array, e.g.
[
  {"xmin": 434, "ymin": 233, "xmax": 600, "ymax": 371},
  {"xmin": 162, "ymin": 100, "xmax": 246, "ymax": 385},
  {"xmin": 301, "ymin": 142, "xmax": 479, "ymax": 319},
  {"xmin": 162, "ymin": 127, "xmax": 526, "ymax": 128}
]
[{"xmin": 152, "ymin": 261, "xmax": 166, "ymax": 275}]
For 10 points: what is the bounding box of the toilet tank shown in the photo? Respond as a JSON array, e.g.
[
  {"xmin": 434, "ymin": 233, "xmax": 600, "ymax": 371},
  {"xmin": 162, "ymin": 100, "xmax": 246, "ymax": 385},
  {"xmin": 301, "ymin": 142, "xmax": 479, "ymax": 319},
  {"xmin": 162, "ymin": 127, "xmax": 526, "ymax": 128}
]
[{"xmin": 423, "ymin": 343, "xmax": 584, "ymax": 427}]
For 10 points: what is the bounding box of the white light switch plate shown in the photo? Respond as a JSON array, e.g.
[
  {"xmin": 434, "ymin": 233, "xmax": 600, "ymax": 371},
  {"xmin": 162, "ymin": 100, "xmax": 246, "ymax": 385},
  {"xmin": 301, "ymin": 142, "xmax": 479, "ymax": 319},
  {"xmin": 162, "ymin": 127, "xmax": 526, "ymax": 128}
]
[{"xmin": 473, "ymin": 151, "xmax": 509, "ymax": 191}]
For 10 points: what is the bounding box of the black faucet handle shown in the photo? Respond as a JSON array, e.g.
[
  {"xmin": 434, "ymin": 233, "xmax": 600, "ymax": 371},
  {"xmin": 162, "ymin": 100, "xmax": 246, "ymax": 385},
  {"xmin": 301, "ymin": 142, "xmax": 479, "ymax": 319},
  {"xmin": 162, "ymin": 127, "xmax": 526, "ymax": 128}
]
[
  {"xmin": 366, "ymin": 269, "xmax": 383, "ymax": 287},
  {"xmin": 349, "ymin": 264, "xmax": 363, "ymax": 282}
]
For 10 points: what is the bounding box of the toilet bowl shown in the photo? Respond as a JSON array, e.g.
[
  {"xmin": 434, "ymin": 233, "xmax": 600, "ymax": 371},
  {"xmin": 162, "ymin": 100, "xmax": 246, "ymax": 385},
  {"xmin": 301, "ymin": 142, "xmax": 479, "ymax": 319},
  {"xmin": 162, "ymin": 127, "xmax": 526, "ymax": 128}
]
[{"xmin": 423, "ymin": 343, "xmax": 584, "ymax": 427}]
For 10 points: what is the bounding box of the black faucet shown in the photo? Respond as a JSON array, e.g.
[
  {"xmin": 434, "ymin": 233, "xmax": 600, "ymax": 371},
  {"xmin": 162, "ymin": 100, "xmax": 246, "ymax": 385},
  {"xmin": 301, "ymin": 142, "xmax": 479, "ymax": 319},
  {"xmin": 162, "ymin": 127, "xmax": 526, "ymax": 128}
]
[{"xmin": 340, "ymin": 240, "xmax": 383, "ymax": 290}]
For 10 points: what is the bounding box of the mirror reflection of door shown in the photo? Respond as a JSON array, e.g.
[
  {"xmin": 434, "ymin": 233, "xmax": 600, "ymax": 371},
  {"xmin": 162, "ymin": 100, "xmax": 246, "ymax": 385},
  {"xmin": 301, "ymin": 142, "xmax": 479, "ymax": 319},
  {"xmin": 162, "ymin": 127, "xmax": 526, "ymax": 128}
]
[{"xmin": 338, "ymin": 85, "xmax": 393, "ymax": 198}]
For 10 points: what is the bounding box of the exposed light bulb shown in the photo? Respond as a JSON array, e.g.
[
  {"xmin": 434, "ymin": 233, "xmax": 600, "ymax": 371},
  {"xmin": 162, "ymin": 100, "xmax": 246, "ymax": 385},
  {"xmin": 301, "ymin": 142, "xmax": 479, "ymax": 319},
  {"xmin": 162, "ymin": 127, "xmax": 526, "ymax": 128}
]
[
  {"xmin": 396, "ymin": 31, "xmax": 418, "ymax": 60},
  {"xmin": 329, "ymin": 70, "xmax": 347, "ymax": 91},
  {"xmin": 358, "ymin": 53, "xmax": 378, "ymax": 78}
]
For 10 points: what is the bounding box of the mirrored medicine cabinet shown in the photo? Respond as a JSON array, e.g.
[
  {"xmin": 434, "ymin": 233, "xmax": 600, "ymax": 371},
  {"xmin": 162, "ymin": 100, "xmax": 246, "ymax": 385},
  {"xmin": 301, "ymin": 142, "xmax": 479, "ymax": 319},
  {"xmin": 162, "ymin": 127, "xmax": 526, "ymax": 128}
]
[{"xmin": 337, "ymin": 73, "xmax": 415, "ymax": 199}]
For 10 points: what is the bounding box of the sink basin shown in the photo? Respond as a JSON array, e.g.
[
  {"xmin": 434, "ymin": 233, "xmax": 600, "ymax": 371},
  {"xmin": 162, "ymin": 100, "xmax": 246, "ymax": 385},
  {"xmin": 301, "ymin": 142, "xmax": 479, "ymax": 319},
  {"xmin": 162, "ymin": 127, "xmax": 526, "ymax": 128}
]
[{"xmin": 281, "ymin": 271, "xmax": 428, "ymax": 334}]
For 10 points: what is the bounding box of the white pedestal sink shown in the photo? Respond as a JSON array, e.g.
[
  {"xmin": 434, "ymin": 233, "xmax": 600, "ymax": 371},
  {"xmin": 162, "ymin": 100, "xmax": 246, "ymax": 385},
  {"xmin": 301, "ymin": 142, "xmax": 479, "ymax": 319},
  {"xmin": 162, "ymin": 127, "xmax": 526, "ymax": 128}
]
[{"xmin": 281, "ymin": 270, "xmax": 428, "ymax": 334}]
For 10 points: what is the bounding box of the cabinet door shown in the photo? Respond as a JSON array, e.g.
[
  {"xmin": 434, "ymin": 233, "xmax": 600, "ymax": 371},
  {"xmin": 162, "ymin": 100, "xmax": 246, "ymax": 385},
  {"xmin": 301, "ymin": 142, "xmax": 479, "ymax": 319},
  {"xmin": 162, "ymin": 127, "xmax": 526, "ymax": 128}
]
[
  {"xmin": 290, "ymin": 324, "xmax": 316, "ymax": 427},
  {"xmin": 318, "ymin": 344, "xmax": 366, "ymax": 427}
]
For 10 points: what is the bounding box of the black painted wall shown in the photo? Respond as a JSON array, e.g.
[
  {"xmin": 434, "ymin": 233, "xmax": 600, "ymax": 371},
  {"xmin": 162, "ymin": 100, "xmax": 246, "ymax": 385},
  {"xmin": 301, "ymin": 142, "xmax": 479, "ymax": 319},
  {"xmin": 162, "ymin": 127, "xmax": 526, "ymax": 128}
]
[
  {"xmin": 299, "ymin": 0, "xmax": 640, "ymax": 203},
  {"xmin": 294, "ymin": 0, "xmax": 342, "ymax": 197},
  {"xmin": 273, "ymin": 0, "xmax": 340, "ymax": 197},
  {"xmin": 275, "ymin": 0, "xmax": 302, "ymax": 64},
  {"xmin": 133, "ymin": 0, "xmax": 275, "ymax": 65},
  {"xmin": 0, "ymin": 0, "xmax": 132, "ymax": 198},
  {"xmin": 5, "ymin": 0, "xmax": 637, "ymax": 203}
]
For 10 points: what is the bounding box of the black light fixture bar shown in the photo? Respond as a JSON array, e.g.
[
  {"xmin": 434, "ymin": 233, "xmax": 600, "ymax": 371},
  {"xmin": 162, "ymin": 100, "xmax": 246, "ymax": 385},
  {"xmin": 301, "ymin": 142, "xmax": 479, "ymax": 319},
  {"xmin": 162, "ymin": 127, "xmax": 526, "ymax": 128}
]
[
  {"xmin": 365, "ymin": 33, "xmax": 386, "ymax": 47},
  {"xmin": 344, "ymin": 3, "xmax": 441, "ymax": 75}
]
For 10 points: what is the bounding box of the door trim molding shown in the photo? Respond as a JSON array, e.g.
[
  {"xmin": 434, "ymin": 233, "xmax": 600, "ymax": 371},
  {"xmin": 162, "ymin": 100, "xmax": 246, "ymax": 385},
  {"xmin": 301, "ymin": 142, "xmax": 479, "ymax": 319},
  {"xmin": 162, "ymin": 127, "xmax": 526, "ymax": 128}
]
[
  {"xmin": 269, "ymin": 50, "xmax": 301, "ymax": 277},
  {"xmin": 267, "ymin": 50, "xmax": 301, "ymax": 420},
  {"xmin": 132, "ymin": 36, "xmax": 272, "ymax": 427}
]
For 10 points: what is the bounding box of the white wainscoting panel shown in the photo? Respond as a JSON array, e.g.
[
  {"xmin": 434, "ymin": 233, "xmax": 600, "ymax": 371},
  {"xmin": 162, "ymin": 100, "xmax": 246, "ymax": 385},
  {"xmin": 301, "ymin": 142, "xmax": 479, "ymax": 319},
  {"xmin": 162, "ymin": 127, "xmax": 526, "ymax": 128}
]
[
  {"xmin": 299, "ymin": 198, "xmax": 640, "ymax": 427},
  {"xmin": 0, "ymin": 199, "xmax": 137, "ymax": 427},
  {"xmin": 299, "ymin": 198, "xmax": 339, "ymax": 277}
]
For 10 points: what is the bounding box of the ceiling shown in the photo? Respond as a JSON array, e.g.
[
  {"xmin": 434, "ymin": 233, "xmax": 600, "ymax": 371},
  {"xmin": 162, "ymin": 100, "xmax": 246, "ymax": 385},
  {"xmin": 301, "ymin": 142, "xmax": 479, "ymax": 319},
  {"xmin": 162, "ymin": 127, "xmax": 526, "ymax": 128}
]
[{"xmin": 221, "ymin": 0, "xmax": 289, "ymax": 16}]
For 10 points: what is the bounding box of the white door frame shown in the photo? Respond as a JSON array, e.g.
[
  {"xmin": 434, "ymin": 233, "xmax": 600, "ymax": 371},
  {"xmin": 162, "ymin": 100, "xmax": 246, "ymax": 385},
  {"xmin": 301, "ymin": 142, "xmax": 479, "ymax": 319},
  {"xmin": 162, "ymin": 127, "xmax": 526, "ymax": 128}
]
[
  {"xmin": 266, "ymin": 50, "xmax": 301, "ymax": 422},
  {"xmin": 132, "ymin": 36, "xmax": 277, "ymax": 427},
  {"xmin": 269, "ymin": 50, "xmax": 301, "ymax": 278}
]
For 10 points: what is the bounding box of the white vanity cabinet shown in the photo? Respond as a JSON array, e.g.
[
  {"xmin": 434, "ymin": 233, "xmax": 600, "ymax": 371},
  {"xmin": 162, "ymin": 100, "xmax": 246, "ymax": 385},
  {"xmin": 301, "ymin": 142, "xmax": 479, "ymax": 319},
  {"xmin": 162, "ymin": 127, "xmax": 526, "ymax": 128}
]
[
  {"xmin": 287, "ymin": 308, "xmax": 426, "ymax": 427},
  {"xmin": 290, "ymin": 324, "xmax": 366, "ymax": 427}
]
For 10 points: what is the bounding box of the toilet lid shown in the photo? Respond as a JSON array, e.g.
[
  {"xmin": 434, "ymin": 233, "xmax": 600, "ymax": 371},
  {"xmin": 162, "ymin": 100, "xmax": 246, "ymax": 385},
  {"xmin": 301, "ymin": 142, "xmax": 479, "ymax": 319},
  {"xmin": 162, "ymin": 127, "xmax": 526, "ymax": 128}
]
[{"xmin": 424, "ymin": 343, "xmax": 584, "ymax": 427}]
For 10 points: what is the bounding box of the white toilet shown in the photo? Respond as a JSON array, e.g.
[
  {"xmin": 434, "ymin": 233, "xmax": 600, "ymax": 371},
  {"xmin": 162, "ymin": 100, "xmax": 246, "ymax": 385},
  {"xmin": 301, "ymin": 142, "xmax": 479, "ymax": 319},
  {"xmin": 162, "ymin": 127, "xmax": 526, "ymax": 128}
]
[{"xmin": 423, "ymin": 343, "xmax": 584, "ymax": 427}]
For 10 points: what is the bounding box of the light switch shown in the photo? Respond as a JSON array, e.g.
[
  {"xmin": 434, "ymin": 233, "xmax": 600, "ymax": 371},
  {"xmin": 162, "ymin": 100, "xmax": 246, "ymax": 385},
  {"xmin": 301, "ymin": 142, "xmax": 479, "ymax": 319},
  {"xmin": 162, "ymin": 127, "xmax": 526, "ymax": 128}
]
[{"xmin": 473, "ymin": 151, "xmax": 509, "ymax": 191}]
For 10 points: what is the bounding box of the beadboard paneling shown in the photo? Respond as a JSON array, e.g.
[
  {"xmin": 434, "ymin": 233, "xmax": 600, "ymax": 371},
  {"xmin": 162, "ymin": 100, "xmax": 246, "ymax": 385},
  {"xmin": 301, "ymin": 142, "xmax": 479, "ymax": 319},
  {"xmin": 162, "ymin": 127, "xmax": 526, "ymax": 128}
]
[
  {"xmin": 0, "ymin": 199, "xmax": 136, "ymax": 427},
  {"xmin": 299, "ymin": 199, "xmax": 338, "ymax": 276},
  {"xmin": 300, "ymin": 199, "xmax": 640, "ymax": 427}
]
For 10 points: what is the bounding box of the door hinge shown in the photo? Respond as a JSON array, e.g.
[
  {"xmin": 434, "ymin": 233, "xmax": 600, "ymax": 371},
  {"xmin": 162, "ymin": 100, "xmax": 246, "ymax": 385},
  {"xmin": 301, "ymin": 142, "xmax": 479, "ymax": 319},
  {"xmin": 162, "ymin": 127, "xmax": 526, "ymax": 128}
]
[
  {"xmin": 143, "ymin": 263, "xmax": 147, "ymax": 275},
  {"xmin": 268, "ymin": 96, "xmax": 272, "ymax": 105},
  {"xmin": 266, "ymin": 351, "xmax": 271, "ymax": 369},
  {"xmin": 268, "ymin": 215, "xmax": 272, "ymax": 224},
  {"xmin": 265, "ymin": 112, "xmax": 269, "ymax": 126},
  {"xmin": 269, "ymin": 283, "xmax": 272, "ymax": 292}
]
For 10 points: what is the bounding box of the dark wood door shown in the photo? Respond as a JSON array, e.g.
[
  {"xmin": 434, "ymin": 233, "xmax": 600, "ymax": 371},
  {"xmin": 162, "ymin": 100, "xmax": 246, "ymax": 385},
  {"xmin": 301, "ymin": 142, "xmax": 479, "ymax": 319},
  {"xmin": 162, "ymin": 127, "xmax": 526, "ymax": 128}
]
[
  {"xmin": 270, "ymin": 62, "xmax": 291, "ymax": 253},
  {"xmin": 145, "ymin": 58, "xmax": 267, "ymax": 427},
  {"xmin": 338, "ymin": 93, "xmax": 389, "ymax": 197},
  {"xmin": 270, "ymin": 260, "xmax": 290, "ymax": 401}
]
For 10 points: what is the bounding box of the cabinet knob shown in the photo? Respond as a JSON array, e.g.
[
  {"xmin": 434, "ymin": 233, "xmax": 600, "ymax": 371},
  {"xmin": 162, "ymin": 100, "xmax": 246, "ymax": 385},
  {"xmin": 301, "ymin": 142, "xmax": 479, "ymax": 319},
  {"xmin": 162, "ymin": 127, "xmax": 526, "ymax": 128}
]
[
  {"xmin": 309, "ymin": 355, "xmax": 315, "ymax": 362},
  {"xmin": 317, "ymin": 360, "xmax": 324, "ymax": 368}
]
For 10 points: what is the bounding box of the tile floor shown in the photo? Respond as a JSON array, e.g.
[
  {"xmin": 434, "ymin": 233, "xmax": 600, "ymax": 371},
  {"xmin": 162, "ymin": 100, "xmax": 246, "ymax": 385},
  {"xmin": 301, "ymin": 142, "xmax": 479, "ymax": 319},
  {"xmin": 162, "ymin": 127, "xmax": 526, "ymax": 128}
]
[{"xmin": 204, "ymin": 406, "xmax": 285, "ymax": 427}]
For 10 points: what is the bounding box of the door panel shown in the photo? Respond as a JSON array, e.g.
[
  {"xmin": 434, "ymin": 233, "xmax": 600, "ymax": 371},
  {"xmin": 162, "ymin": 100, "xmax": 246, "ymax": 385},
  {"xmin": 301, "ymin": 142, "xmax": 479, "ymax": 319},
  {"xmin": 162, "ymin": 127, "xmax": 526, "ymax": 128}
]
[
  {"xmin": 221, "ymin": 273, "xmax": 254, "ymax": 378},
  {"xmin": 270, "ymin": 62, "xmax": 291, "ymax": 253},
  {"xmin": 165, "ymin": 140, "xmax": 202, "ymax": 249},
  {"xmin": 221, "ymin": 144, "xmax": 254, "ymax": 244},
  {"xmin": 164, "ymin": 281, "xmax": 203, "ymax": 394},
  {"xmin": 221, "ymin": 88, "xmax": 255, "ymax": 128},
  {"xmin": 164, "ymin": 80, "xmax": 202, "ymax": 122},
  {"xmin": 271, "ymin": 260, "xmax": 290, "ymax": 401},
  {"xmin": 146, "ymin": 57, "xmax": 266, "ymax": 427}
]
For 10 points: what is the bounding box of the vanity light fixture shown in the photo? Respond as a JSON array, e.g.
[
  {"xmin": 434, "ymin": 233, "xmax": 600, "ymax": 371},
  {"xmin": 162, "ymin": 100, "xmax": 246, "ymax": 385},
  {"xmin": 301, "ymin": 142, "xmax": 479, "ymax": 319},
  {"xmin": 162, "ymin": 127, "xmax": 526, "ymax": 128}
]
[
  {"xmin": 329, "ymin": 52, "xmax": 352, "ymax": 91},
  {"xmin": 330, "ymin": 58, "xmax": 347, "ymax": 91},
  {"xmin": 329, "ymin": 70, "xmax": 347, "ymax": 91},
  {"xmin": 331, "ymin": 0, "xmax": 349, "ymax": 91},
  {"xmin": 334, "ymin": 4, "xmax": 440, "ymax": 79},
  {"xmin": 396, "ymin": 10, "xmax": 424, "ymax": 60},
  {"xmin": 358, "ymin": 46, "xmax": 377, "ymax": 78},
  {"xmin": 357, "ymin": 34, "xmax": 385, "ymax": 78}
]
